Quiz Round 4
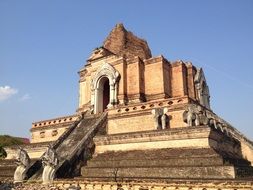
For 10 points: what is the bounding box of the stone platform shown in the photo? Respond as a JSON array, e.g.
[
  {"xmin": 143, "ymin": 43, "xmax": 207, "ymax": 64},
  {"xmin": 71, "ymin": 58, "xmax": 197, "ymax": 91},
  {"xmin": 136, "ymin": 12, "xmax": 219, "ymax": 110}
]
[
  {"xmin": 81, "ymin": 126, "xmax": 253, "ymax": 180},
  {"xmin": 81, "ymin": 148, "xmax": 253, "ymax": 180}
]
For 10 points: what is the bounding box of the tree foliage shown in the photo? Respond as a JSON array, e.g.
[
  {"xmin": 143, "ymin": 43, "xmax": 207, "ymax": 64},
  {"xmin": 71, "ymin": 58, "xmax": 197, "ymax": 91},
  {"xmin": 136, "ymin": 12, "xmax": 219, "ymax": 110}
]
[
  {"xmin": 0, "ymin": 135, "xmax": 25, "ymax": 158},
  {"xmin": 0, "ymin": 145, "xmax": 7, "ymax": 158}
]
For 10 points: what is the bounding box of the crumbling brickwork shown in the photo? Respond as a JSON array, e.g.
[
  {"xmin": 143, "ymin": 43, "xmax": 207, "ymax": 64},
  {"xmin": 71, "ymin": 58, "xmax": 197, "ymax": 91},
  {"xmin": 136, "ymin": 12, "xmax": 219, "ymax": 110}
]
[{"xmin": 103, "ymin": 23, "xmax": 152, "ymax": 60}]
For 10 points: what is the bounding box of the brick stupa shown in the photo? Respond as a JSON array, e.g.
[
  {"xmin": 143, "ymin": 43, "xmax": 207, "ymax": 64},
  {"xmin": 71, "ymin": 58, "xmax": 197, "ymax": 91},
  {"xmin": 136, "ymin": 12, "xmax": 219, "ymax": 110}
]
[{"xmin": 2, "ymin": 24, "xmax": 253, "ymax": 187}]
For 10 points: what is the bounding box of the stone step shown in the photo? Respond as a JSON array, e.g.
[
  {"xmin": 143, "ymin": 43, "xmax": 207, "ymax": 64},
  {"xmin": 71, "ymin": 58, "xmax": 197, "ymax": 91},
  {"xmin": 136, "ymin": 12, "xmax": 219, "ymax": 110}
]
[
  {"xmin": 0, "ymin": 159, "xmax": 37, "ymax": 165},
  {"xmin": 90, "ymin": 148, "xmax": 250, "ymax": 167},
  {"xmin": 92, "ymin": 148, "xmax": 220, "ymax": 161},
  {"xmin": 0, "ymin": 161, "xmax": 16, "ymax": 167},
  {"xmin": 81, "ymin": 166, "xmax": 237, "ymax": 179},
  {"xmin": 87, "ymin": 156, "xmax": 224, "ymax": 168},
  {"xmin": 27, "ymin": 113, "xmax": 107, "ymax": 180},
  {"xmin": 56, "ymin": 117, "xmax": 98, "ymax": 157},
  {"xmin": 0, "ymin": 159, "xmax": 39, "ymax": 179},
  {"xmin": 0, "ymin": 159, "xmax": 16, "ymax": 178},
  {"xmin": 82, "ymin": 145, "xmax": 253, "ymax": 180},
  {"xmin": 0, "ymin": 159, "xmax": 15, "ymax": 165},
  {"xmin": 0, "ymin": 166, "xmax": 15, "ymax": 171},
  {"xmin": 0, "ymin": 160, "xmax": 38, "ymax": 170},
  {"xmin": 0, "ymin": 169, "xmax": 15, "ymax": 177},
  {"xmin": 0, "ymin": 164, "xmax": 16, "ymax": 168}
]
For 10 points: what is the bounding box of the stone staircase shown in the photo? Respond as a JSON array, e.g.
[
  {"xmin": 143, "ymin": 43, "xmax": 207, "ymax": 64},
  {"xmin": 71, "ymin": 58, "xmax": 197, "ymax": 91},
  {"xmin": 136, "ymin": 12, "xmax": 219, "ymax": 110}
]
[
  {"xmin": 0, "ymin": 159, "xmax": 39, "ymax": 182},
  {"xmin": 81, "ymin": 147, "xmax": 253, "ymax": 180},
  {"xmin": 0, "ymin": 159, "xmax": 16, "ymax": 181},
  {"xmin": 27, "ymin": 112, "xmax": 107, "ymax": 180}
]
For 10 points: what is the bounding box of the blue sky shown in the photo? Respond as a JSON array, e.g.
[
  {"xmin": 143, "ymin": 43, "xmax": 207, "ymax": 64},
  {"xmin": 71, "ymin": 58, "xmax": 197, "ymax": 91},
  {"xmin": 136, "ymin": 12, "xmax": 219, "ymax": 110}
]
[{"xmin": 0, "ymin": 0, "xmax": 253, "ymax": 140}]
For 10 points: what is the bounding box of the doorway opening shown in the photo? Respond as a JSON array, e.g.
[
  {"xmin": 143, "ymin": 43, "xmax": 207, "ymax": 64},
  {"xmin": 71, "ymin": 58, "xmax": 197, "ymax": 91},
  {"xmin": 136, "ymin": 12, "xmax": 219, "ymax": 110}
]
[
  {"xmin": 95, "ymin": 77, "xmax": 110, "ymax": 113},
  {"xmin": 103, "ymin": 78, "xmax": 110, "ymax": 111}
]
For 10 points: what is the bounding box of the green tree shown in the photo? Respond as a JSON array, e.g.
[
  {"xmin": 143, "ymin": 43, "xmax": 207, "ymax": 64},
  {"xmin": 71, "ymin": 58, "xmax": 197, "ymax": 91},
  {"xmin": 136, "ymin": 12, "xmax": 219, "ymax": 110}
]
[
  {"xmin": 0, "ymin": 135, "xmax": 24, "ymax": 147},
  {"xmin": 0, "ymin": 135, "xmax": 26, "ymax": 158},
  {"xmin": 0, "ymin": 145, "xmax": 7, "ymax": 158}
]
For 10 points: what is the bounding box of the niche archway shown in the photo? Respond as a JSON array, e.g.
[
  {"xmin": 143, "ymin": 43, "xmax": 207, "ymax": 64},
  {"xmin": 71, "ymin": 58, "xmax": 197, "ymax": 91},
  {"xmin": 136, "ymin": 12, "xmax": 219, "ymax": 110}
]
[
  {"xmin": 95, "ymin": 76, "xmax": 110, "ymax": 113},
  {"xmin": 91, "ymin": 63, "xmax": 120, "ymax": 114}
]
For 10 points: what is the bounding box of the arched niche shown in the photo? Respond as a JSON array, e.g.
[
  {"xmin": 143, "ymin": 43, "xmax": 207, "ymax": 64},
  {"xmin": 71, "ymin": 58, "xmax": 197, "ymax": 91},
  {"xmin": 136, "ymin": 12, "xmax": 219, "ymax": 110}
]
[
  {"xmin": 194, "ymin": 68, "xmax": 210, "ymax": 109},
  {"xmin": 90, "ymin": 62, "xmax": 120, "ymax": 114}
]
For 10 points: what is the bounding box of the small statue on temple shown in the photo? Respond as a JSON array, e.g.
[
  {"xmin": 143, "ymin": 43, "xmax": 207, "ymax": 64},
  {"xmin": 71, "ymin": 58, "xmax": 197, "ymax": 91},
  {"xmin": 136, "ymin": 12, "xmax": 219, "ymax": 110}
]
[
  {"xmin": 42, "ymin": 144, "xmax": 58, "ymax": 184},
  {"xmin": 152, "ymin": 107, "xmax": 169, "ymax": 130},
  {"xmin": 14, "ymin": 146, "xmax": 30, "ymax": 183}
]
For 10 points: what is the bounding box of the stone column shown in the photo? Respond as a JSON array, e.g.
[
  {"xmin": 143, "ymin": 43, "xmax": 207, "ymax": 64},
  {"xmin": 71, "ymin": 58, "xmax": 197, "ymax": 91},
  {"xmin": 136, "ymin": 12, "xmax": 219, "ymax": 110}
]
[
  {"xmin": 108, "ymin": 83, "xmax": 115, "ymax": 108},
  {"xmin": 94, "ymin": 87, "xmax": 103, "ymax": 113}
]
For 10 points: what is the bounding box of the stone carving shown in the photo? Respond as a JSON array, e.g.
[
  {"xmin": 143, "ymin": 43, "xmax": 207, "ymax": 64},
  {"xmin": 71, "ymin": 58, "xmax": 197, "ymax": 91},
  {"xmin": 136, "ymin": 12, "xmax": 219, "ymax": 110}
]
[
  {"xmin": 187, "ymin": 107, "xmax": 195, "ymax": 127},
  {"xmin": 161, "ymin": 113, "xmax": 167, "ymax": 129},
  {"xmin": 204, "ymin": 111, "xmax": 232, "ymax": 137},
  {"xmin": 195, "ymin": 113, "xmax": 200, "ymax": 126},
  {"xmin": 90, "ymin": 62, "xmax": 120, "ymax": 113},
  {"xmin": 223, "ymin": 127, "xmax": 230, "ymax": 137},
  {"xmin": 183, "ymin": 105, "xmax": 208, "ymax": 127},
  {"xmin": 14, "ymin": 147, "xmax": 30, "ymax": 183},
  {"xmin": 152, "ymin": 108, "xmax": 162, "ymax": 129},
  {"xmin": 89, "ymin": 104, "xmax": 94, "ymax": 114},
  {"xmin": 208, "ymin": 117, "xmax": 227, "ymax": 133},
  {"xmin": 194, "ymin": 69, "xmax": 210, "ymax": 109},
  {"xmin": 217, "ymin": 122, "xmax": 224, "ymax": 132},
  {"xmin": 78, "ymin": 68, "xmax": 87, "ymax": 82},
  {"xmin": 209, "ymin": 118, "xmax": 232, "ymax": 137},
  {"xmin": 208, "ymin": 118, "xmax": 218, "ymax": 129},
  {"xmin": 198, "ymin": 110, "xmax": 209, "ymax": 125},
  {"xmin": 152, "ymin": 108, "xmax": 168, "ymax": 129},
  {"xmin": 183, "ymin": 107, "xmax": 196, "ymax": 127},
  {"xmin": 42, "ymin": 145, "xmax": 58, "ymax": 184}
]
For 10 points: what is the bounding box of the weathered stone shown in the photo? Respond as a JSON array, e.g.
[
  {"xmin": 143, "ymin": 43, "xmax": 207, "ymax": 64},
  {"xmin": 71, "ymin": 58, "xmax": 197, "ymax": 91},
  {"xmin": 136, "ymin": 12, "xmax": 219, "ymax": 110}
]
[
  {"xmin": 2, "ymin": 23, "xmax": 253, "ymax": 187},
  {"xmin": 14, "ymin": 147, "xmax": 30, "ymax": 183},
  {"xmin": 42, "ymin": 145, "xmax": 58, "ymax": 184}
]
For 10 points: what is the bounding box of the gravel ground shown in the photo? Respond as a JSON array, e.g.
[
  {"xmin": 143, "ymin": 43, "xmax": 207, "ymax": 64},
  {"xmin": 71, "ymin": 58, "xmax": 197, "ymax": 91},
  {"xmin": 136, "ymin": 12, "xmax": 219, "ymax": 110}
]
[{"xmin": 0, "ymin": 182, "xmax": 77, "ymax": 190}]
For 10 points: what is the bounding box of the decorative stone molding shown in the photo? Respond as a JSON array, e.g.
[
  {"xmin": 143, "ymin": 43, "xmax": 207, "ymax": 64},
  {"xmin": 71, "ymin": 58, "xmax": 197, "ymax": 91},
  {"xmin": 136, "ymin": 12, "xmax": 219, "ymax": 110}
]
[
  {"xmin": 32, "ymin": 114, "xmax": 78, "ymax": 128},
  {"xmin": 51, "ymin": 130, "xmax": 58, "ymax": 137},
  {"xmin": 40, "ymin": 131, "xmax": 45, "ymax": 138},
  {"xmin": 78, "ymin": 68, "xmax": 88, "ymax": 82},
  {"xmin": 91, "ymin": 62, "xmax": 120, "ymax": 113}
]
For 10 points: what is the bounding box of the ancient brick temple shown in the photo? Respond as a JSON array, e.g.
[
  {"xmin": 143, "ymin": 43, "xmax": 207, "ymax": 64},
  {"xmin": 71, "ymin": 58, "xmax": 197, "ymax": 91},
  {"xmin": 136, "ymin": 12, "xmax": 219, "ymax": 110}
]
[{"xmin": 2, "ymin": 24, "xmax": 253, "ymax": 188}]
